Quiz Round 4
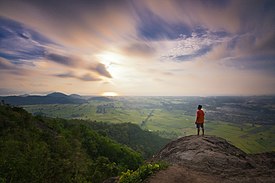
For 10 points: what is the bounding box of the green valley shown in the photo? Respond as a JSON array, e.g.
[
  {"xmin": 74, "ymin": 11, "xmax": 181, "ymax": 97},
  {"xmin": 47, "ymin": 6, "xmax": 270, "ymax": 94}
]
[{"xmin": 21, "ymin": 96, "xmax": 275, "ymax": 154}]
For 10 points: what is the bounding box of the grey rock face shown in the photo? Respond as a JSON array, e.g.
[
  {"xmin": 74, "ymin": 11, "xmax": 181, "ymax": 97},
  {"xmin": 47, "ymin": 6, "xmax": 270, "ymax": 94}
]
[{"xmin": 150, "ymin": 135, "xmax": 275, "ymax": 183}]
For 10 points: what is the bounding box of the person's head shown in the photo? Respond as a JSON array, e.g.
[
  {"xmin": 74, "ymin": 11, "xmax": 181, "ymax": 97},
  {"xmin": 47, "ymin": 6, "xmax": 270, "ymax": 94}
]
[{"xmin": 198, "ymin": 105, "xmax": 202, "ymax": 110}]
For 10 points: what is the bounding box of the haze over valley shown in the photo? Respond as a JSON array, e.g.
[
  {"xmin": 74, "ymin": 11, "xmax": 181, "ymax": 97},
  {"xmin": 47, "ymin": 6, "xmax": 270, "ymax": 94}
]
[{"xmin": 1, "ymin": 93, "xmax": 275, "ymax": 154}]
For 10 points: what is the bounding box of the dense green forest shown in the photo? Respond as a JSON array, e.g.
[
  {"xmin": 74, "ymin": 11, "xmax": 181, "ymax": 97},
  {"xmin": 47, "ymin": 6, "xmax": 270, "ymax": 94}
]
[
  {"xmin": 0, "ymin": 104, "xmax": 168, "ymax": 183},
  {"xmin": 82, "ymin": 122, "xmax": 170, "ymax": 158}
]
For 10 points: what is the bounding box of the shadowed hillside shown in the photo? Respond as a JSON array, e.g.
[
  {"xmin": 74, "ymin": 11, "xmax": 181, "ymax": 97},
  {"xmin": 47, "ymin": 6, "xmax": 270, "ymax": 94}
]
[
  {"xmin": 0, "ymin": 92, "xmax": 87, "ymax": 105},
  {"xmin": 84, "ymin": 122, "xmax": 170, "ymax": 158},
  {"xmin": 0, "ymin": 104, "xmax": 167, "ymax": 183},
  {"xmin": 0, "ymin": 104, "xmax": 144, "ymax": 183}
]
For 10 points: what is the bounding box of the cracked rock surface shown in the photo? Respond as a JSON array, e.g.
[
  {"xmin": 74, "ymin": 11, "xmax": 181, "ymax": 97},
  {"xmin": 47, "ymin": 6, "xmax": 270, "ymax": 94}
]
[{"xmin": 147, "ymin": 135, "xmax": 275, "ymax": 183}]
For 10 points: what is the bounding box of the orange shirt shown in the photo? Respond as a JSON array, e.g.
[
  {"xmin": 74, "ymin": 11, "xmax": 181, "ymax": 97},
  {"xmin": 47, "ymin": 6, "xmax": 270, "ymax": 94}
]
[{"xmin": 196, "ymin": 109, "xmax": 205, "ymax": 124}]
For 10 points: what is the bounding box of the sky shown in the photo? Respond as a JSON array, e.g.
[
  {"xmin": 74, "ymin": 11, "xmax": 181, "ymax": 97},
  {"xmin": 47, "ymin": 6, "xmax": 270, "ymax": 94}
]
[{"xmin": 0, "ymin": 0, "xmax": 274, "ymax": 96}]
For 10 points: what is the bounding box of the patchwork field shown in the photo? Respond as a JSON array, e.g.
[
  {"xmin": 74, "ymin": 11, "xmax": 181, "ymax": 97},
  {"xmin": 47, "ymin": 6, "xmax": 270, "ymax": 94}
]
[{"xmin": 23, "ymin": 96, "xmax": 275, "ymax": 154}]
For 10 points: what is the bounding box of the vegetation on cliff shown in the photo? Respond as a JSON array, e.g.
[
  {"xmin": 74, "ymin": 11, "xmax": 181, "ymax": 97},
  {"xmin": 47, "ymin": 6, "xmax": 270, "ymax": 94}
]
[{"xmin": 0, "ymin": 104, "xmax": 167, "ymax": 182}]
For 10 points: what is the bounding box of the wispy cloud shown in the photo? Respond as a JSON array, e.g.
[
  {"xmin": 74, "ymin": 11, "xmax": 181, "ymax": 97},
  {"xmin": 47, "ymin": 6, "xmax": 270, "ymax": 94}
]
[
  {"xmin": 0, "ymin": 16, "xmax": 112, "ymax": 82},
  {"xmin": 0, "ymin": 0, "xmax": 274, "ymax": 95},
  {"xmin": 0, "ymin": 57, "xmax": 15, "ymax": 70},
  {"xmin": 0, "ymin": 57, "xmax": 30, "ymax": 75},
  {"xmin": 159, "ymin": 30, "xmax": 231, "ymax": 62},
  {"xmin": 122, "ymin": 42, "xmax": 156, "ymax": 58},
  {"xmin": 92, "ymin": 63, "xmax": 112, "ymax": 78},
  {"xmin": 78, "ymin": 74, "xmax": 101, "ymax": 82},
  {"xmin": 54, "ymin": 71, "xmax": 101, "ymax": 82},
  {"xmin": 46, "ymin": 53, "xmax": 75, "ymax": 66},
  {"xmin": 54, "ymin": 72, "xmax": 75, "ymax": 79}
]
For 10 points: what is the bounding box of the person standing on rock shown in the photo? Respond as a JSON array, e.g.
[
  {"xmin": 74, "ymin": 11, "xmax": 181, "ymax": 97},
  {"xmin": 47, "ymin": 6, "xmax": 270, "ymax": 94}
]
[{"xmin": 195, "ymin": 105, "xmax": 205, "ymax": 135}]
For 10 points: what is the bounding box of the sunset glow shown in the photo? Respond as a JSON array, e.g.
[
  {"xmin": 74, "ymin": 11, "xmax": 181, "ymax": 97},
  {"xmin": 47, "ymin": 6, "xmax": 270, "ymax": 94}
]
[
  {"xmin": 0, "ymin": 0, "xmax": 274, "ymax": 96},
  {"xmin": 102, "ymin": 92, "xmax": 119, "ymax": 97}
]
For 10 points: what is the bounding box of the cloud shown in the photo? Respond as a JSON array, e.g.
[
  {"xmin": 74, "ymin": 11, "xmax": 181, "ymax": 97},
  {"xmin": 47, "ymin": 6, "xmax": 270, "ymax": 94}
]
[
  {"xmin": 48, "ymin": 56, "xmax": 113, "ymax": 79},
  {"xmin": 0, "ymin": 57, "xmax": 15, "ymax": 70},
  {"xmin": 0, "ymin": 57, "xmax": 30, "ymax": 75},
  {"xmin": 0, "ymin": 16, "xmax": 56, "ymax": 64},
  {"xmin": 138, "ymin": 0, "xmax": 241, "ymax": 33},
  {"xmin": 0, "ymin": 16, "xmax": 113, "ymax": 82},
  {"xmin": 0, "ymin": 0, "xmax": 274, "ymax": 95},
  {"xmin": 90, "ymin": 63, "xmax": 112, "ymax": 78},
  {"xmin": 134, "ymin": 7, "xmax": 191, "ymax": 40},
  {"xmin": 46, "ymin": 53, "xmax": 75, "ymax": 66},
  {"xmin": 229, "ymin": 32, "xmax": 275, "ymax": 59},
  {"xmin": 160, "ymin": 30, "xmax": 230, "ymax": 62},
  {"xmin": 254, "ymin": 32, "xmax": 275, "ymax": 55},
  {"xmin": 0, "ymin": 0, "xmax": 138, "ymax": 49},
  {"xmin": 122, "ymin": 42, "xmax": 156, "ymax": 58},
  {"xmin": 79, "ymin": 74, "xmax": 101, "ymax": 81},
  {"xmin": 137, "ymin": 0, "xmax": 275, "ymax": 65},
  {"xmin": 54, "ymin": 72, "xmax": 101, "ymax": 82},
  {"xmin": 54, "ymin": 72, "xmax": 75, "ymax": 78}
]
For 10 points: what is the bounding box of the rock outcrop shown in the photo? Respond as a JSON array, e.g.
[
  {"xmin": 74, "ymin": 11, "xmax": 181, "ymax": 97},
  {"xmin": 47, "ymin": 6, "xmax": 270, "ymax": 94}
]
[{"xmin": 147, "ymin": 135, "xmax": 275, "ymax": 183}]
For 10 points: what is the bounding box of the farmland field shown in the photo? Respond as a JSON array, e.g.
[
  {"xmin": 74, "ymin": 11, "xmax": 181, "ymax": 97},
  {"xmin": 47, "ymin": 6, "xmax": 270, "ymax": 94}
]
[{"xmin": 23, "ymin": 96, "xmax": 275, "ymax": 154}]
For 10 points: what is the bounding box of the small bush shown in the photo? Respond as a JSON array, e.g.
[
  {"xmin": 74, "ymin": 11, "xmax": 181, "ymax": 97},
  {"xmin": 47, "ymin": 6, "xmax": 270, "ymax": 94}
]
[{"xmin": 119, "ymin": 162, "xmax": 168, "ymax": 183}]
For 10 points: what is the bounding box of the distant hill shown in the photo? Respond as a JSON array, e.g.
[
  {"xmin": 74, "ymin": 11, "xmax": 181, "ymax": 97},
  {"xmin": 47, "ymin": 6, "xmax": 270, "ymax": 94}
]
[
  {"xmin": 69, "ymin": 94, "xmax": 83, "ymax": 99},
  {"xmin": 147, "ymin": 135, "xmax": 275, "ymax": 183},
  {"xmin": 46, "ymin": 92, "xmax": 68, "ymax": 98},
  {"xmin": 0, "ymin": 92, "xmax": 87, "ymax": 105},
  {"xmin": 88, "ymin": 96, "xmax": 113, "ymax": 102}
]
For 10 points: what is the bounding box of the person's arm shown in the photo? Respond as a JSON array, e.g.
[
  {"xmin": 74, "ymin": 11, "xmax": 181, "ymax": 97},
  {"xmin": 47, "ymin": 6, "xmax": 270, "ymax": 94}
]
[{"xmin": 195, "ymin": 111, "xmax": 198, "ymax": 123}]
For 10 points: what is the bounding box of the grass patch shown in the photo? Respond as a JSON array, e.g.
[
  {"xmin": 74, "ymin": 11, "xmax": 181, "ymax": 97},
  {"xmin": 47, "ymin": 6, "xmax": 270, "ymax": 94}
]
[{"xmin": 119, "ymin": 162, "xmax": 168, "ymax": 183}]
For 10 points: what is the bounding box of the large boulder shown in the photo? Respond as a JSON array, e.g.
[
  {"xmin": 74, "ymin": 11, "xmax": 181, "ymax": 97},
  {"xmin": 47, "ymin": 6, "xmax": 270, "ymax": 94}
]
[{"xmin": 148, "ymin": 135, "xmax": 275, "ymax": 183}]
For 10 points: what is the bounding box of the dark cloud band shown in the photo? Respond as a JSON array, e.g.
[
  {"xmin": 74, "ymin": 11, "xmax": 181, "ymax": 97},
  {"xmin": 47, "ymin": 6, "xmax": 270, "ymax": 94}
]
[{"xmin": 54, "ymin": 72, "xmax": 101, "ymax": 82}]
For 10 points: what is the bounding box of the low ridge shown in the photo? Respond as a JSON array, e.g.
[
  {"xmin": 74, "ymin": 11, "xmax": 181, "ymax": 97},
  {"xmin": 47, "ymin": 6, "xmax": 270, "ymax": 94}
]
[
  {"xmin": 147, "ymin": 135, "xmax": 275, "ymax": 183},
  {"xmin": 0, "ymin": 92, "xmax": 86, "ymax": 105}
]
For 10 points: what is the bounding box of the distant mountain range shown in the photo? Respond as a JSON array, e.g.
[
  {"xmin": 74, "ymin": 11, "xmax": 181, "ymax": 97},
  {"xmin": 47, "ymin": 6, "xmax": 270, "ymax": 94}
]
[{"xmin": 0, "ymin": 92, "xmax": 112, "ymax": 105}]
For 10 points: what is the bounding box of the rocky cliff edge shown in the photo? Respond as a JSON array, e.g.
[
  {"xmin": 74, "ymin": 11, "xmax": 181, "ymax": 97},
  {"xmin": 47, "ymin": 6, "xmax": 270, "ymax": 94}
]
[{"xmin": 147, "ymin": 135, "xmax": 275, "ymax": 183}]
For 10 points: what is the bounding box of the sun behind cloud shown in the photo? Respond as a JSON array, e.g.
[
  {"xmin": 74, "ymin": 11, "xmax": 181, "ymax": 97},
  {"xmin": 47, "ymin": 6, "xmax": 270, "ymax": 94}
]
[{"xmin": 101, "ymin": 92, "xmax": 119, "ymax": 97}]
